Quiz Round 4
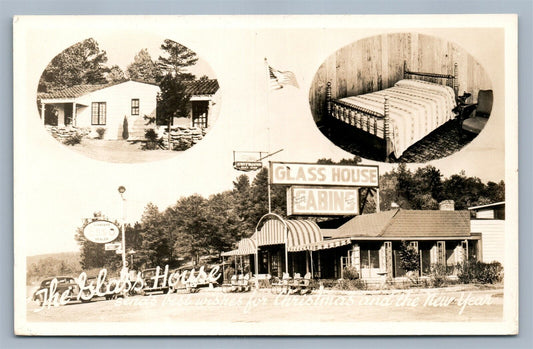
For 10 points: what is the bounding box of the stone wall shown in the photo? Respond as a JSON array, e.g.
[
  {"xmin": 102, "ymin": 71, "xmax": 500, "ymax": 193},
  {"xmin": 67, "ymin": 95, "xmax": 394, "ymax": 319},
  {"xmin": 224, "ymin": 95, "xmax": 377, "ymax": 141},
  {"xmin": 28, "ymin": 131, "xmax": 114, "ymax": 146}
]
[
  {"xmin": 162, "ymin": 126, "xmax": 207, "ymax": 151},
  {"xmin": 46, "ymin": 126, "xmax": 90, "ymax": 142}
]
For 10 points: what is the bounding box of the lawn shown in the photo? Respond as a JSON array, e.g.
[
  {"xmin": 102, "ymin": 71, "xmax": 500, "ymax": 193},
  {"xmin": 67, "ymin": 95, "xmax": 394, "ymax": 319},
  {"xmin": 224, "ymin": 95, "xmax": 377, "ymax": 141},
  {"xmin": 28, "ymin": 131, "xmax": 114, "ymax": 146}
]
[{"xmin": 65, "ymin": 139, "xmax": 179, "ymax": 163}]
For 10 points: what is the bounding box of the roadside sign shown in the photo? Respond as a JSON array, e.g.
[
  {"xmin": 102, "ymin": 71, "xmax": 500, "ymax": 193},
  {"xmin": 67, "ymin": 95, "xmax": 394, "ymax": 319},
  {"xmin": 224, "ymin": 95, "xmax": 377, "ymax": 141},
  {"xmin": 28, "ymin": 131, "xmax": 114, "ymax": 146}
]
[
  {"xmin": 105, "ymin": 242, "xmax": 122, "ymax": 251},
  {"xmin": 83, "ymin": 220, "xmax": 120, "ymax": 244},
  {"xmin": 287, "ymin": 186, "xmax": 359, "ymax": 216},
  {"xmin": 270, "ymin": 162, "xmax": 379, "ymax": 187}
]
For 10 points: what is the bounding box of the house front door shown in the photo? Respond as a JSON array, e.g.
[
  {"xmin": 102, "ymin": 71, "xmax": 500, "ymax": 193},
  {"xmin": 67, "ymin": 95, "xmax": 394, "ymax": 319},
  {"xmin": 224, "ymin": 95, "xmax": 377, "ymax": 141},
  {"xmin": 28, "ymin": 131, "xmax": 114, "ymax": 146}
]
[
  {"xmin": 64, "ymin": 103, "xmax": 73, "ymax": 126},
  {"xmin": 360, "ymin": 248, "xmax": 381, "ymax": 278},
  {"xmin": 192, "ymin": 101, "xmax": 209, "ymax": 128}
]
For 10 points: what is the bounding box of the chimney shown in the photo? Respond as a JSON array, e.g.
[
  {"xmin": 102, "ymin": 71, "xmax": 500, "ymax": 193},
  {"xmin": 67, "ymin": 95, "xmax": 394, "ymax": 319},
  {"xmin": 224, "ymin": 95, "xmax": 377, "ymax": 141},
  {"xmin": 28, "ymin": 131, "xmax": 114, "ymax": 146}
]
[{"xmin": 439, "ymin": 200, "xmax": 455, "ymax": 211}]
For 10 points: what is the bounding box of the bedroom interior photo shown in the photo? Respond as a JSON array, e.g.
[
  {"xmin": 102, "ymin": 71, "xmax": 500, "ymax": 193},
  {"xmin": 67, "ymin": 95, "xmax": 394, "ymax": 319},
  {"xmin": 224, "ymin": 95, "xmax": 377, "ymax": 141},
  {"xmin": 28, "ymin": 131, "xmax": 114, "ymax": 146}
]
[{"xmin": 309, "ymin": 32, "xmax": 494, "ymax": 163}]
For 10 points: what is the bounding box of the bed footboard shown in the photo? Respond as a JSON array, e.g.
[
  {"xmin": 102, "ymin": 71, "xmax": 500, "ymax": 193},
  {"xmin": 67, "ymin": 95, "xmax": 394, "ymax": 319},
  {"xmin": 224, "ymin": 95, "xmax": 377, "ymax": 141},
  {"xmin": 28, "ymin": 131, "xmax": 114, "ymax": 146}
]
[{"xmin": 326, "ymin": 82, "xmax": 392, "ymax": 162}]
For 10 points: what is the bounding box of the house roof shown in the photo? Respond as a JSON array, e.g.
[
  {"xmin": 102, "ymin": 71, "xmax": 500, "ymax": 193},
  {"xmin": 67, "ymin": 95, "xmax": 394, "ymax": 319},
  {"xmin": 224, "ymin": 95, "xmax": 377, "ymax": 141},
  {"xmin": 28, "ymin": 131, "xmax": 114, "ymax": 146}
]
[
  {"xmin": 37, "ymin": 82, "xmax": 122, "ymax": 99},
  {"xmin": 184, "ymin": 79, "xmax": 219, "ymax": 96},
  {"xmin": 330, "ymin": 209, "xmax": 471, "ymax": 239},
  {"xmin": 37, "ymin": 78, "xmax": 219, "ymax": 100}
]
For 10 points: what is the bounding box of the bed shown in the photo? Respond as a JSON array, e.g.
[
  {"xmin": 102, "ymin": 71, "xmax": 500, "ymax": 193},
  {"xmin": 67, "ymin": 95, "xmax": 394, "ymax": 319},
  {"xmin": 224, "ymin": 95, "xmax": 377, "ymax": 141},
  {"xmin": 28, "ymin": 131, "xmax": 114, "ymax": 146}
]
[{"xmin": 326, "ymin": 61, "xmax": 459, "ymax": 162}]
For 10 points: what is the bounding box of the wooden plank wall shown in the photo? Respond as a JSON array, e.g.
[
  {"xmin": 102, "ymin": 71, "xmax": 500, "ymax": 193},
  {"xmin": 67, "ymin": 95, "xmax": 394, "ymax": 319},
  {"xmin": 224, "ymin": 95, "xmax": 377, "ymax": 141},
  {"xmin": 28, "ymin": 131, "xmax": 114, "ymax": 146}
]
[{"xmin": 309, "ymin": 33, "xmax": 492, "ymax": 122}]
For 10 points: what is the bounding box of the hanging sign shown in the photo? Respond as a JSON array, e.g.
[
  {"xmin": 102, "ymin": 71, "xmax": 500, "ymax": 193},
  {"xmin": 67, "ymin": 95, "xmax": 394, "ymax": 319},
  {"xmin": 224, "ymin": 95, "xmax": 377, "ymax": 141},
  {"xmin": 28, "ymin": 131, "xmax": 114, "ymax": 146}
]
[
  {"xmin": 105, "ymin": 242, "xmax": 122, "ymax": 251},
  {"xmin": 287, "ymin": 186, "xmax": 360, "ymax": 216},
  {"xmin": 83, "ymin": 220, "xmax": 120, "ymax": 244},
  {"xmin": 270, "ymin": 162, "xmax": 379, "ymax": 187}
]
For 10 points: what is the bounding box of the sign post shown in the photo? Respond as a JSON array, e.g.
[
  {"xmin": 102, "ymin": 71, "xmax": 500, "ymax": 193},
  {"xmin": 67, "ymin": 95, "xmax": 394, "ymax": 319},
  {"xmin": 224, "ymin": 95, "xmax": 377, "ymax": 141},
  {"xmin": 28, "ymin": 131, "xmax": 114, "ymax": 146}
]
[{"xmin": 118, "ymin": 186, "xmax": 127, "ymax": 272}]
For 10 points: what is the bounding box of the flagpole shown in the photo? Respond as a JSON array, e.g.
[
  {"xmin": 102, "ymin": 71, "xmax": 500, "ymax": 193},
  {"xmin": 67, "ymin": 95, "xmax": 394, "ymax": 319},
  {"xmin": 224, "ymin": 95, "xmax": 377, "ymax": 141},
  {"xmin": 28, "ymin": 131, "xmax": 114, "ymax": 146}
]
[{"xmin": 265, "ymin": 58, "xmax": 272, "ymax": 214}]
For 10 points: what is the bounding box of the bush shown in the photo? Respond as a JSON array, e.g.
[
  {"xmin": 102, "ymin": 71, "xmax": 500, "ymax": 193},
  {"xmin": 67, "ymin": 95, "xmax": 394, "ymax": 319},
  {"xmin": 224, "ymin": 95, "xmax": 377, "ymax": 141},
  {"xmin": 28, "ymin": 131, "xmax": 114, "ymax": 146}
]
[
  {"xmin": 335, "ymin": 279, "xmax": 367, "ymax": 291},
  {"xmin": 173, "ymin": 137, "xmax": 193, "ymax": 151},
  {"xmin": 458, "ymin": 260, "xmax": 503, "ymax": 284},
  {"xmin": 96, "ymin": 127, "xmax": 106, "ymax": 139},
  {"xmin": 63, "ymin": 133, "xmax": 83, "ymax": 146},
  {"xmin": 342, "ymin": 266, "xmax": 359, "ymax": 280},
  {"xmin": 142, "ymin": 129, "xmax": 164, "ymax": 150},
  {"xmin": 429, "ymin": 264, "xmax": 448, "ymax": 288},
  {"xmin": 122, "ymin": 117, "xmax": 129, "ymax": 140}
]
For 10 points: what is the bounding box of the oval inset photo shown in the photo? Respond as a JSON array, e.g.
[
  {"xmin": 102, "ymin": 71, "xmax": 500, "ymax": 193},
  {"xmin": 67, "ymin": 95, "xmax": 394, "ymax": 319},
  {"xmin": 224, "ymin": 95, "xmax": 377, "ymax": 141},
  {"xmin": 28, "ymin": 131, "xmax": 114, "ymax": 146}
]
[
  {"xmin": 309, "ymin": 33, "xmax": 492, "ymax": 163},
  {"xmin": 37, "ymin": 37, "xmax": 220, "ymax": 163}
]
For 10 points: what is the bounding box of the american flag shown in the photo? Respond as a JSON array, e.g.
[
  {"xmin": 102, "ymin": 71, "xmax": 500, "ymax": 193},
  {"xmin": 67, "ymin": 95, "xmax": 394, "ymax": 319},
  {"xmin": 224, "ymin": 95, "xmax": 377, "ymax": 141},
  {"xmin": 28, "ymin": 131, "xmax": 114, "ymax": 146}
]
[{"xmin": 268, "ymin": 61, "xmax": 299, "ymax": 90}]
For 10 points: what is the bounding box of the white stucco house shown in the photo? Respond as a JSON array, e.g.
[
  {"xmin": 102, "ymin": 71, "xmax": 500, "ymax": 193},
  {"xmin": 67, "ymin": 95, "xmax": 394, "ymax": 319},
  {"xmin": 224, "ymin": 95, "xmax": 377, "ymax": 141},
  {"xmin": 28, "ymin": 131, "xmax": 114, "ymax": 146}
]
[{"xmin": 37, "ymin": 78, "xmax": 220, "ymax": 140}]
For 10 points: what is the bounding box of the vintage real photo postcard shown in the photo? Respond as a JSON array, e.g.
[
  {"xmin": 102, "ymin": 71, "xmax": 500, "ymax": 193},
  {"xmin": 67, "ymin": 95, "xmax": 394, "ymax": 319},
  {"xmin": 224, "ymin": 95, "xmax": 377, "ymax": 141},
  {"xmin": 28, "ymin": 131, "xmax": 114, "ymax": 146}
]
[{"xmin": 13, "ymin": 15, "xmax": 518, "ymax": 335}]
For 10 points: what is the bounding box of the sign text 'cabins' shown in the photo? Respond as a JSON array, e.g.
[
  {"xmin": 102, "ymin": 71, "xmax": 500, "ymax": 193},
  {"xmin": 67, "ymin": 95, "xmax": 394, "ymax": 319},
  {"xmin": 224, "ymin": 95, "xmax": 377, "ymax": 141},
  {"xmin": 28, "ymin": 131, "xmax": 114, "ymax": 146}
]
[
  {"xmin": 83, "ymin": 220, "xmax": 120, "ymax": 244},
  {"xmin": 287, "ymin": 186, "xmax": 360, "ymax": 216},
  {"xmin": 270, "ymin": 162, "xmax": 379, "ymax": 187}
]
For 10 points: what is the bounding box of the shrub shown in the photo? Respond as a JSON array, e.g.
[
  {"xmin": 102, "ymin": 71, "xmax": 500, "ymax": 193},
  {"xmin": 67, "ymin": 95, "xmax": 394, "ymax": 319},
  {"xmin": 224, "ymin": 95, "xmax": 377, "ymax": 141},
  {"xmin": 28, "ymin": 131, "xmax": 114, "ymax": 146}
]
[
  {"xmin": 342, "ymin": 266, "xmax": 359, "ymax": 280},
  {"xmin": 457, "ymin": 260, "xmax": 503, "ymax": 284},
  {"xmin": 398, "ymin": 241, "xmax": 420, "ymax": 272},
  {"xmin": 63, "ymin": 133, "xmax": 83, "ymax": 146},
  {"xmin": 142, "ymin": 128, "xmax": 164, "ymax": 150},
  {"xmin": 335, "ymin": 279, "xmax": 367, "ymax": 291},
  {"xmin": 429, "ymin": 264, "xmax": 448, "ymax": 288},
  {"xmin": 96, "ymin": 127, "xmax": 106, "ymax": 139},
  {"xmin": 122, "ymin": 116, "xmax": 129, "ymax": 140},
  {"xmin": 173, "ymin": 137, "xmax": 193, "ymax": 151},
  {"xmin": 319, "ymin": 279, "xmax": 338, "ymax": 289}
]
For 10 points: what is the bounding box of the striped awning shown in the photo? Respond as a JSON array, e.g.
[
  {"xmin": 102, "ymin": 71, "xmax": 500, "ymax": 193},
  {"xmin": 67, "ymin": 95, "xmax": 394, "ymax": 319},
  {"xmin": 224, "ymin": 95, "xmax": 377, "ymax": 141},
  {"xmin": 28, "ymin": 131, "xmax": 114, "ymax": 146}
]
[
  {"xmin": 256, "ymin": 218, "xmax": 323, "ymax": 248},
  {"xmin": 221, "ymin": 237, "xmax": 257, "ymax": 257},
  {"xmin": 288, "ymin": 237, "xmax": 352, "ymax": 252}
]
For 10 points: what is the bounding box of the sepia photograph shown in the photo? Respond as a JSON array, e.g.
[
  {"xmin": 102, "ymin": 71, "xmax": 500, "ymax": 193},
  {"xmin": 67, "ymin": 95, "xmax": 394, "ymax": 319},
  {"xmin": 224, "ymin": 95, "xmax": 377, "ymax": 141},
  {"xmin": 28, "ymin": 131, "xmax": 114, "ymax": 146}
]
[
  {"xmin": 309, "ymin": 32, "xmax": 493, "ymax": 163},
  {"xmin": 36, "ymin": 35, "xmax": 220, "ymax": 163},
  {"xmin": 13, "ymin": 15, "xmax": 518, "ymax": 336}
]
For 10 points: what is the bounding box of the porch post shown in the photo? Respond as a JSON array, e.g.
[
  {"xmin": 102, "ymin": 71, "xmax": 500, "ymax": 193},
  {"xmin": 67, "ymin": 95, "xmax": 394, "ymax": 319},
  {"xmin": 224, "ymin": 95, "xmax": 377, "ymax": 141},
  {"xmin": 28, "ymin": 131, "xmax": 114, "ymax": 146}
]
[
  {"xmin": 254, "ymin": 251, "xmax": 259, "ymax": 275},
  {"xmin": 285, "ymin": 226, "xmax": 289, "ymax": 275},
  {"xmin": 73, "ymin": 102, "xmax": 77, "ymax": 126},
  {"xmin": 41, "ymin": 102, "xmax": 46, "ymax": 125},
  {"xmin": 385, "ymin": 241, "xmax": 393, "ymax": 281}
]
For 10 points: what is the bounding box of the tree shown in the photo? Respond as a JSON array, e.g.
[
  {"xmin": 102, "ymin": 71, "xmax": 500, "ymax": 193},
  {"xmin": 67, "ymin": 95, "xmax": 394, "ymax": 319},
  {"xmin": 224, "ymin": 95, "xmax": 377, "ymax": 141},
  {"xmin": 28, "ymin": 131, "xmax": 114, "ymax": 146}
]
[
  {"xmin": 398, "ymin": 241, "xmax": 420, "ymax": 273},
  {"xmin": 38, "ymin": 38, "xmax": 109, "ymax": 92},
  {"xmin": 126, "ymin": 49, "xmax": 160, "ymax": 84},
  {"xmin": 107, "ymin": 65, "xmax": 126, "ymax": 83},
  {"xmin": 137, "ymin": 203, "xmax": 171, "ymax": 267},
  {"xmin": 172, "ymin": 195, "xmax": 209, "ymax": 265},
  {"xmin": 156, "ymin": 73, "xmax": 191, "ymax": 129},
  {"xmin": 74, "ymin": 212, "xmax": 122, "ymax": 270},
  {"xmin": 158, "ymin": 39, "xmax": 198, "ymax": 79}
]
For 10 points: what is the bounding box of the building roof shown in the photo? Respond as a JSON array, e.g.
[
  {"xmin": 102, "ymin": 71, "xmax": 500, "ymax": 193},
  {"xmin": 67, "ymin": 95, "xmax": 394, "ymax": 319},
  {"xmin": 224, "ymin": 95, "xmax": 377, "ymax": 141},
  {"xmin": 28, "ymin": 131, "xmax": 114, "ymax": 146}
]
[
  {"xmin": 468, "ymin": 201, "xmax": 505, "ymax": 211},
  {"xmin": 330, "ymin": 209, "xmax": 471, "ymax": 239},
  {"xmin": 38, "ymin": 82, "xmax": 122, "ymax": 99},
  {"xmin": 184, "ymin": 79, "xmax": 219, "ymax": 96},
  {"xmin": 37, "ymin": 78, "xmax": 219, "ymax": 100}
]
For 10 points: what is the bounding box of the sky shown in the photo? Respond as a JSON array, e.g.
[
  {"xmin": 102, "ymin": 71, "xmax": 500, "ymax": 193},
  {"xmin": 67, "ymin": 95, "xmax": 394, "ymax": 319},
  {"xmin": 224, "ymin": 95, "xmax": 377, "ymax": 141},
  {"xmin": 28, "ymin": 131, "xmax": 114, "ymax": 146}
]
[{"xmin": 14, "ymin": 16, "xmax": 513, "ymax": 257}]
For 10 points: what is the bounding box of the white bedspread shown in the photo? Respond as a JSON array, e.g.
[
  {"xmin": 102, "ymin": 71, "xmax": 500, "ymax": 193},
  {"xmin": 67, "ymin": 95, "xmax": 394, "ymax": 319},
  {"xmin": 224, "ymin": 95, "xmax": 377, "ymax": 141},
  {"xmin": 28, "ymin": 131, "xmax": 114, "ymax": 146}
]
[{"xmin": 335, "ymin": 79, "xmax": 456, "ymax": 158}]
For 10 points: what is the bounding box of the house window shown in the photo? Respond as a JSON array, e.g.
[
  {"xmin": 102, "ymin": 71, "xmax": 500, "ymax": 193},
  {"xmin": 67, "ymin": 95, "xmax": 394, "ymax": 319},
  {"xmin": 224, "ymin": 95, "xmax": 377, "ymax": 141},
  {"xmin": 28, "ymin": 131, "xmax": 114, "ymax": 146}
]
[
  {"xmin": 91, "ymin": 102, "xmax": 106, "ymax": 125},
  {"xmin": 131, "ymin": 99, "xmax": 139, "ymax": 116}
]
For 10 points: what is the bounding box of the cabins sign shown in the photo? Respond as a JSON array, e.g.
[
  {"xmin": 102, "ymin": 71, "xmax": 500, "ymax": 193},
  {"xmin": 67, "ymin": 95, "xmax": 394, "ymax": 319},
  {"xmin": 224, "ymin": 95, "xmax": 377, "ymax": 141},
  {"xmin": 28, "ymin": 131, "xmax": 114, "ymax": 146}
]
[
  {"xmin": 287, "ymin": 186, "xmax": 359, "ymax": 216},
  {"xmin": 83, "ymin": 220, "xmax": 120, "ymax": 244},
  {"xmin": 270, "ymin": 162, "xmax": 379, "ymax": 187}
]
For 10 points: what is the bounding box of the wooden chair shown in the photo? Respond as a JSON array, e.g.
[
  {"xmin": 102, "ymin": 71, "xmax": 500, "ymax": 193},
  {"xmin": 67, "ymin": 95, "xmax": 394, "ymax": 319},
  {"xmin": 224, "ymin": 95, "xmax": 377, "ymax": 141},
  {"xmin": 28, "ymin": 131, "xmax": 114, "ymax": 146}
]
[{"xmin": 461, "ymin": 90, "xmax": 493, "ymax": 135}]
